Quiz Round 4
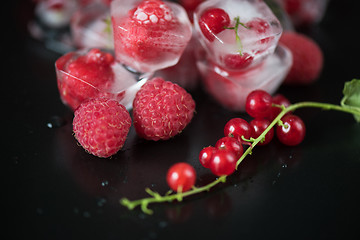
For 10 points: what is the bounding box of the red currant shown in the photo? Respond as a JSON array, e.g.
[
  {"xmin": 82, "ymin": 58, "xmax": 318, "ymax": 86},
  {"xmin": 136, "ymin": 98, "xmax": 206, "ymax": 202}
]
[
  {"xmin": 246, "ymin": 17, "xmax": 270, "ymax": 34},
  {"xmin": 276, "ymin": 114, "xmax": 306, "ymax": 146},
  {"xmin": 222, "ymin": 52, "xmax": 254, "ymax": 70},
  {"xmin": 215, "ymin": 136, "xmax": 243, "ymax": 159},
  {"xmin": 199, "ymin": 8, "xmax": 230, "ymax": 42},
  {"xmin": 245, "ymin": 90, "xmax": 272, "ymax": 119},
  {"xmin": 199, "ymin": 146, "xmax": 216, "ymax": 168},
  {"xmin": 166, "ymin": 162, "xmax": 196, "ymax": 192},
  {"xmin": 250, "ymin": 118, "xmax": 274, "ymax": 146},
  {"xmin": 224, "ymin": 118, "xmax": 253, "ymax": 144},
  {"xmin": 269, "ymin": 94, "xmax": 291, "ymax": 120},
  {"xmin": 209, "ymin": 149, "xmax": 237, "ymax": 176}
]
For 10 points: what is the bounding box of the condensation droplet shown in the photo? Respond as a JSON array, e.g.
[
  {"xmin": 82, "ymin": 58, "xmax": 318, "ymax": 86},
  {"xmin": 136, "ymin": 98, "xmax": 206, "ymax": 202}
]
[{"xmin": 46, "ymin": 116, "xmax": 67, "ymax": 128}]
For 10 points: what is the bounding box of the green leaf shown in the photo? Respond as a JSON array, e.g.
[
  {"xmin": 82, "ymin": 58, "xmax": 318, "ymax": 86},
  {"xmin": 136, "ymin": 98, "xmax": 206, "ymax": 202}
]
[{"xmin": 341, "ymin": 79, "xmax": 360, "ymax": 122}]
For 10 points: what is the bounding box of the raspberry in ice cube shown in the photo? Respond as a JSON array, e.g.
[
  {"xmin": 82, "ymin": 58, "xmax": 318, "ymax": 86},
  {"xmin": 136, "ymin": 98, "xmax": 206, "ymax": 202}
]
[
  {"xmin": 110, "ymin": 0, "xmax": 192, "ymax": 73},
  {"xmin": 55, "ymin": 48, "xmax": 149, "ymax": 110}
]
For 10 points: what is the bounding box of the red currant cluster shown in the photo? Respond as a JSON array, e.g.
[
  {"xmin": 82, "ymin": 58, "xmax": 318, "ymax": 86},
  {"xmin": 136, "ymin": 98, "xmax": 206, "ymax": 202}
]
[{"xmin": 166, "ymin": 89, "xmax": 306, "ymax": 193}]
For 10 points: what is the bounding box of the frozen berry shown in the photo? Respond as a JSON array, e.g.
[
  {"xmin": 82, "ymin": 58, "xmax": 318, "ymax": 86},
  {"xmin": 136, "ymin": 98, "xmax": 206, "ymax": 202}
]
[
  {"xmin": 199, "ymin": 8, "xmax": 230, "ymax": 42},
  {"xmin": 222, "ymin": 52, "xmax": 254, "ymax": 70},
  {"xmin": 132, "ymin": 77, "xmax": 195, "ymax": 141},
  {"xmin": 56, "ymin": 49, "xmax": 115, "ymax": 110},
  {"xmin": 279, "ymin": 32, "xmax": 323, "ymax": 85},
  {"xmin": 73, "ymin": 98, "xmax": 131, "ymax": 158}
]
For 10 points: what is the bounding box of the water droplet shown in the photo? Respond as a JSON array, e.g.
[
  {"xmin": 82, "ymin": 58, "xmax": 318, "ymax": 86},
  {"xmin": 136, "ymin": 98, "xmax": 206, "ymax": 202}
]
[
  {"xmin": 83, "ymin": 211, "xmax": 91, "ymax": 218},
  {"xmin": 101, "ymin": 180, "xmax": 109, "ymax": 187},
  {"xmin": 97, "ymin": 198, "xmax": 107, "ymax": 207},
  {"xmin": 159, "ymin": 221, "xmax": 168, "ymax": 228},
  {"xmin": 46, "ymin": 116, "xmax": 67, "ymax": 128}
]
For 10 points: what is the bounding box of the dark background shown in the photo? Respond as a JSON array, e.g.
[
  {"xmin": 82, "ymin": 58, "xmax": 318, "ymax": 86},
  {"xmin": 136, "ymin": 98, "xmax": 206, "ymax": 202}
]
[{"xmin": 5, "ymin": 1, "xmax": 360, "ymax": 239}]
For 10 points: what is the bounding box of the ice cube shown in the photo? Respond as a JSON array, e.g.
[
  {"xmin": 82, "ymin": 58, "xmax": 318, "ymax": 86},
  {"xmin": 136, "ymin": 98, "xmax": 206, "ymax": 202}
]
[
  {"xmin": 197, "ymin": 44, "xmax": 292, "ymax": 111},
  {"xmin": 154, "ymin": 34, "xmax": 200, "ymax": 90},
  {"xmin": 71, "ymin": 3, "xmax": 114, "ymax": 50},
  {"xmin": 273, "ymin": 0, "xmax": 329, "ymax": 27},
  {"xmin": 193, "ymin": 0, "xmax": 282, "ymax": 71},
  {"xmin": 35, "ymin": 0, "xmax": 78, "ymax": 28},
  {"xmin": 55, "ymin": 48, "xmax": 150, "ymax": 110},
  {"xmin": 110, "ymin": 0, "xmax": 192, "ymax": 73}
]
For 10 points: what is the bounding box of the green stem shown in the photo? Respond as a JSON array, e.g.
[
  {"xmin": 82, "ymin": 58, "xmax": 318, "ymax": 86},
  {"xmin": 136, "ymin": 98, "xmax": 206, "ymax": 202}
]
[
  {"xmin": 120, "ymin": 101, "xmax": 360, "ymax": 214},
  {"xmin": 120, "ymin": 176, "xmax": 227, "ymax": 215}
]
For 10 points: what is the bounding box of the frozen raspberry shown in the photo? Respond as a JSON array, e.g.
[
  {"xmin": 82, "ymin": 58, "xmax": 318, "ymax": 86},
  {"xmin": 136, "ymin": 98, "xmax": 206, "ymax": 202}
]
[
  {"xmin": 132, "ymin": 77, "xmax": 195, "ymax": 141},
  {"xmin": 73, "ymin": 98, "xmax": 131, "ymax": 158},
  {"xmin": 56, "ymin": 48, "xmax": 115, "ymax": 110},
  {"xmin": 130, "ymin": 0, "xmax": 174, "ymax": 25},
  {"xmin": 279, "ymin": 32, "xmax": 323, "ymax": 85},
  {"xmin": 111, "ymin": 0, "xmax": 192, "ymax": 72}
]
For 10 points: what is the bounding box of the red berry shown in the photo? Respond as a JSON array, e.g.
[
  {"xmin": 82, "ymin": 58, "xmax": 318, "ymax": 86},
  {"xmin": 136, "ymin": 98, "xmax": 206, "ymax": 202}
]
[
  {"xmin": 224, "ymin": 118, "xmax": 253, "ymax": 144},
  {"xmin": 56, "ymin": 49, "xmax": 115, "ymax": 110},
  {"xmin": 199, "ymin": 8, "xmax": 230, "ymax": 42},
  {"xmin": 246, "ymin": 17, "xmax": 270, "ymax": 34},
  {"xmin": 209, "ymin": 149, "xmax": 237, "ymax": 176},
  {"xmin": 222, "ymin": 52, "xmax": 254, "ymax": 70},
  {"xmin": 199, "ymin": 146, "xmax": 216, "ymax": 168},
  {"xmin": 276, "ymin": 114, "xmax": 306, "ymax": 146},
  {"xmin": 112, "ymin": 0, "xmax": 191, "ymax": 72},
  {"xmin": 129, "ymin": 0, "xmax": 174, "ymax": 25},
  {"xmin": 250, "ymin": 118, "xmax": 274, "ymax": 146},
  {"xmin": 283, "ymin": 0, "xmax": 302, "ymax": 15},
  {"xmin": 132, "ymin": 77, "xmax": 196, "ymax": 141},
  {"xmin": 245, "ymin": 90, "xmax": 272, "ymax": 119},
  {"xmin": 215, "ymin": 137, "xmax": 243, "ymax": 159},
  {"xmin": 269, "ymin": 94, "xmax": 291, "ymax": 120},
  {"xmin": 72, "ymin": 98, "xmax": 131, "ymax": 158},
  {"xmin": 279, "ymin": 32, "xmax": 323, "ymax": 85},
  {"xmin": 166, "ymin": 162, "xmax": 196, "ymax": 192}
]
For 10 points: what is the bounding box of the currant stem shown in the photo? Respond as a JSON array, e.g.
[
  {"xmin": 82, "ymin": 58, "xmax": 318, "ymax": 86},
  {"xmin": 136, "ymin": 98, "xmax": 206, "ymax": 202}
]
[
  {"xmin": 120, "ymin": 176, "xmax": 227, "ymax": 215},
  {"xmin": 120, "ymin": 101, "xmax": 360, "ymax": 214},
  {"xmin": 236, "ymin": 101, "xmax": 360, "ymax": 168}
]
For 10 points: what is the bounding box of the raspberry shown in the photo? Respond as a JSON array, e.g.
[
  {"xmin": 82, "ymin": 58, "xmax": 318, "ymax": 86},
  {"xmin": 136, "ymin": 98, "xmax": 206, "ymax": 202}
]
[
  {"xmin": 132, "ymin": 77, "xmax": 195, "ymax": 141},
  {"xmin": 56, "ymin": 49, "xmax": 115, "ymax": 110},
  {"xmin": 279, "ymin": 32, "xmax": 323, "ymax": 85},
  {"xmin": 131, "ymin": 0, "xmax": 174, "ymax": 25},
  {"xmin": 73, "ymin": 98, "xmax": 131, "ymax": 158}
]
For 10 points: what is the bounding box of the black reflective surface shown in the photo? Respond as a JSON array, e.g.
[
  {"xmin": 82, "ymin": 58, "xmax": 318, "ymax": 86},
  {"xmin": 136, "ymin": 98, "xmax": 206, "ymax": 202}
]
[{"xmin": 6, "ymin": 1, "xmax": 360, "ymax": 239}]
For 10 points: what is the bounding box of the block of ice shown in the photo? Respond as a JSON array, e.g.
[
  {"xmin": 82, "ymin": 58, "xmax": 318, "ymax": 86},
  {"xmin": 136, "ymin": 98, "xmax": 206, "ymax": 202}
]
[
  {"xmin": 193, "ymin": 0, "xmax": 282, "ymax": 71},
  {"xmin": 35, "ymin": 0, "xmax": 78, "ymax": 28},
  {"xmin": 110, "ymin": 0, "xmax": 192, "ymax": 73},
  {"xmin": 154, "ymin": 34, "xmax": 200, "ymax": 90},
  {"xmin": 71, "ymin": 3, "xmax": 114, "ymax": 50},
  {"xmin": 55, "ymin": 48, "xmax": 150, "ymax": 111},
  {"xmin": 197, "ymin": 44, "xmax": 292, "ymax": 111},
  {"xmin": 273, "ymin": 0, "xmax": 329, "ymax": 27}
]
